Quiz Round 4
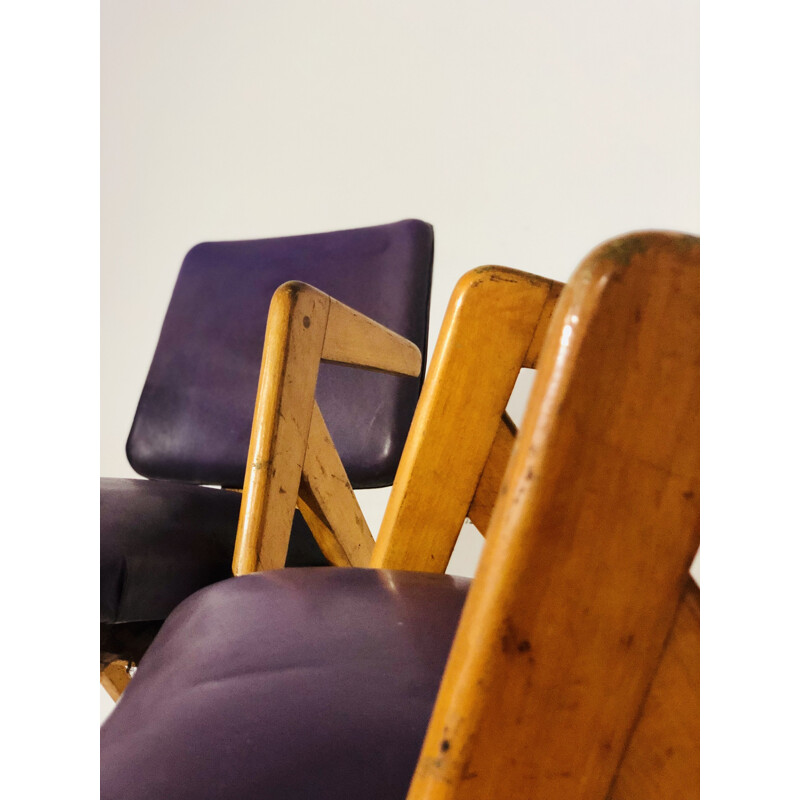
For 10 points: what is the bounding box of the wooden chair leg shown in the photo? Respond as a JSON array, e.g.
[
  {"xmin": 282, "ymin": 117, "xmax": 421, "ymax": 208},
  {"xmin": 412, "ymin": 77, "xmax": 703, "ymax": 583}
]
[{"xmin": 100, "ymin": 660, "xmax": 132, "ymax": 702}]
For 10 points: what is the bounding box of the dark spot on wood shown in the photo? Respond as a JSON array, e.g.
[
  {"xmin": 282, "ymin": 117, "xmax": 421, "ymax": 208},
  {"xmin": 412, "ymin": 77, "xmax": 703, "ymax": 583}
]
[
  {"xmin": 634, "ymin": 306, "xmax": 642, "ymax": 323},
  {"xmin": 501, "ymin": 618, "xmax": 534, "ymax": 658},
  {"xmin": 598, "ymin": 236, "xmax": 650, "ymax": 267},
  {"xmin": 665, "ymin": 746, "xmax": 675, "ymax": 758},
  {"xmin": 302, "ymin": 315, "xmax": 311, "ymax": 328},
  {"xmin": 278, "ymin": 487, "xmax": 286, "ymax": 494},
  {"xmin": 440, "ymin": 739, "xmax": 450, "ymax": 752},
  {"xmin": 621, "ymin": 633, "xmax": 635, "ymax": 648},
  {"xmin": 682, "ymin": 490, "xmax": 694, "ymax": 499},
  {"xmin": 601, "ymin": 740, "xmax": 613, "ymax": 753}
]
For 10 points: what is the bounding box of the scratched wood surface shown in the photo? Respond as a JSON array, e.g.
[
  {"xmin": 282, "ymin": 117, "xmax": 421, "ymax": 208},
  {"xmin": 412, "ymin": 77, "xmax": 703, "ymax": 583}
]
[
  {"xmin": 297, "ymin": 402, "xmax": 374, "ymax": 566},
  {"xmin": 611, "ymin": 577, "xmax": 700, "ymax": 799},
  {"xmin": 466, "ymin": 411, "xmax": 517, "ymax": 535},
  {"xmin": 405, "ymin": 232, "xmax": 700, "ymax": 800},
  {"xmin": 233, "ymin": 282, "xmax": 329, "ymax": 575},
  {"xmin": 371, "ymin": 268, "xmax": 563, "ymax": 572},
  {"xmin": 416, "ymin": 291, "xmax": 699, "ymax": 798},
  {"xmin": 233, "ymin": 281, "xmax": 421, "ymax": 576}
]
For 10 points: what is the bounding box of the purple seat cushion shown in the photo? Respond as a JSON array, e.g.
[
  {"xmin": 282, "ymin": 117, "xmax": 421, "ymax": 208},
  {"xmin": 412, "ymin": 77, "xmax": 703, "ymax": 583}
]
[
  {"xmin": 101, "ymin": 478, "xmax": 328, "ymax": 625},
  {"xmin": 101, "ymin": 568, "xmax": 469, "ymax": 800},
  {"xmin": 126, "ymin": 220, "xmax": 434, "ymax": 489}
]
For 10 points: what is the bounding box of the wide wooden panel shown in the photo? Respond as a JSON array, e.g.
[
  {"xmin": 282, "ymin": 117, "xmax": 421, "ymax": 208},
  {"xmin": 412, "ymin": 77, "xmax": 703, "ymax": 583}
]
[
  {"xmin": 407, "ymin": 233, "xmax": 700, "ymax": 800},
  {"xmin": 611, "ymin": 578, "xmax": 700, "ymax": 800}
]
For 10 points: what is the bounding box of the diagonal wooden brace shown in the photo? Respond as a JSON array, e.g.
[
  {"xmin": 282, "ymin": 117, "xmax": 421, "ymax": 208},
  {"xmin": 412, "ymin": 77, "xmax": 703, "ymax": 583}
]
[{"xmin": 232, "ymin": 281, "xmax": 421, "ymax": 576}]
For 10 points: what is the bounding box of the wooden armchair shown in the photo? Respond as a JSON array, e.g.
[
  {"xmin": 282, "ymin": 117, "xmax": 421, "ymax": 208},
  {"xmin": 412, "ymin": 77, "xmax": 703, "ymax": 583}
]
[
  {"xmin": 101, "ymin": 231, "xmax": 699, "ymax": 800},
  {"xmin": 233, "ymin": 280, "xmax": 422, "ymax": 575},
  {"xmin": 100, "ymin": 220, "xmax": 433, "ymax": 699}
]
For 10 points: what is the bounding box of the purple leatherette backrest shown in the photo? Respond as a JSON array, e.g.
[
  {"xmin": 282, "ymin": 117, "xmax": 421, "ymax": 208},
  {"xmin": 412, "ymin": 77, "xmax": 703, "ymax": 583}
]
[{"xmin": 126, "ymin": 220, "xmax": 434, "ymax": 488}]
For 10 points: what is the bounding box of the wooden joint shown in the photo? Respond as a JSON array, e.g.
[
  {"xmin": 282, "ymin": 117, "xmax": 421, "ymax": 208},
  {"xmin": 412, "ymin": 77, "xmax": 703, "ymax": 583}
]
[{"xmin": 234, "ymin": 282, "xmax": 413, "ymax": 575}]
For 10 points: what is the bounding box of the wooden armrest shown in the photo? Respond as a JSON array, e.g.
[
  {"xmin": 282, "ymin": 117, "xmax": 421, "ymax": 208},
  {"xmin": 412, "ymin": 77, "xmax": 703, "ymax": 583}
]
[
  {"xmin": 322, "ymin": 292, "xmax": 422, "ymax": 376},
  {"xmin": 232, "ymin": 281, "xmax": 422, "ymax": 576}
]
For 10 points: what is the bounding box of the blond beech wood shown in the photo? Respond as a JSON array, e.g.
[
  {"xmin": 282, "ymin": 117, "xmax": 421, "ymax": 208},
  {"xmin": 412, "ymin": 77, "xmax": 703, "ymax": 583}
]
[
  {"xmin": 323, "ymin": 295, "xmax": 422, "ymax": 377},
  {"xmin": 611, "ymin": 578, "xmax": 700, "ymax": 799},
  {"xmin": 233, "ymin": 281, "xmax": 421, "ymax": 576},
  {"xmin": 466, "ymin": 411, "xmax": 517, "ymax": 535},
  {"xmin": 100, "ymin": 661, "xmax": 130, "ymax": 702},
  {"xmin": 455, "ymin": 337, "xmax": 700, "ymax": 800},
  {"xmin": 522, "ymin": 278, "xmax": 563, "ymax": 368},
  {"xmin": 406, "ymin": 232, "xmax": 699, "ymax": 800},
  {"xmin": 371, "ymin": 267, "xmax": 563, "ymax": 572},
  {"xmin": 457, "ymin": 277, "xmax": 560, "ymax": 539},
  {"xmin": 297, "ymin": 402, "xmax": 374, "ymax": 567},
  {"xmin": 451, "ymin": 354, "xmax": 700, "ymax": 800},
  {"xmin": 233, "ymin": 283, "xmax": 329, "ymax": 575},
  {"xmin": 296, "ymin": 485, "xmax": 349, "ymax": 565}
]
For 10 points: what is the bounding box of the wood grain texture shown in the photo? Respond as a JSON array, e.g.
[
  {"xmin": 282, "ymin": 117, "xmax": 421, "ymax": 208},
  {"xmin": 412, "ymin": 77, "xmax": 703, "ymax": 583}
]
[
  {"xmin": 457, "ymin": 382, "xmax": 700, "ymax": 800},
  {"xmin": 522, "ymin": 278, "xmax": 563, "ymax": 368},
  {"xmin": 466, "ymin": 411, "xmax": 517, "ymax": 535},
  {"xmin": 371, "ymin": 267, "xmax": 563, "ymax": 572},
  {"xmin": 233, "ymin": 282, "xmax": 329, "ymax": 575},
  {"xmin": 611, "ymin": 578, "xmax": 700, "ymax": 800},
  {"xmin": 297, "ymin": 402, "xmax": 374, "ymax": 567},
  {"xmin": 406, "ymin": 232, "xmax": 700, "ymax": 800},
  {"xmin": 323, "ymin": 295, "xmax": 422, "ymax": 377},
  {"xmin": 233, "ymin": 281, "xmax": 421, "ymax": 576}
]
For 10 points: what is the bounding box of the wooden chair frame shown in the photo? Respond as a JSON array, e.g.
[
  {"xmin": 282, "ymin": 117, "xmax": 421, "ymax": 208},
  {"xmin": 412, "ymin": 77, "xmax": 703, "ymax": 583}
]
[
  {"xmin": 239, "ymin": 233, "xmax": 697, "ymax": 798},
  {"xmin": 395, "ymin": 233, "xmax": 699, "ymax": 799},
  {"xmin": 232, "ymin": 281, "xmax": 422, "ymax": 575},
  {"xmin": 102, "ymin": 282, "xmax": 422, "ymax": 698},
  {"xmin": 228, "ymin": 232, "xmax": 699, "ymax": 798},
  {"xmin": 108, "ymin": 232, "xmax": 699, "ymax": 799}
]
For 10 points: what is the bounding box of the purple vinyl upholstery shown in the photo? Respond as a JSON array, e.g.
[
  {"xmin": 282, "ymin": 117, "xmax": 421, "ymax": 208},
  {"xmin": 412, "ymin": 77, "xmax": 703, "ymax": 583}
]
[
  {"xmin": 126, "ymin": 220, "xmax": 434, "ymax": 489},
  {"xmin": 100, "ymin": 479, "xmax": 328, "ymax": 627},
  {"xmin": 101, "ymin": 569, "xmax": 469, "ymax": 800}
]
